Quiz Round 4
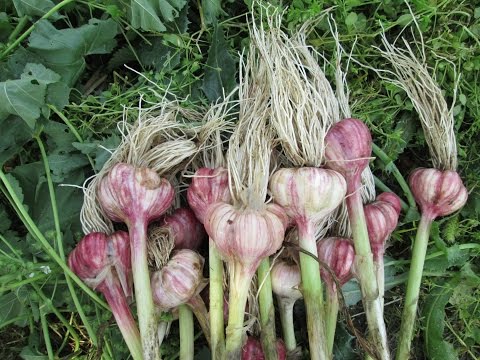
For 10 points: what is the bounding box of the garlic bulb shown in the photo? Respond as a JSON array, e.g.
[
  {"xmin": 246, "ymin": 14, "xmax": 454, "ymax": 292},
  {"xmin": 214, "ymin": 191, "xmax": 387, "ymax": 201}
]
[
  {"xmin": 317, "ymin": 237, "xmax": 355, "ymax": 290},
  {"xmin": 162, "ymin": 208, "xmax": 206, "ymax": 250},
  {"xmin": 269, "ymin": 167, "xmax": 346, "ymax": 226},
  {"xmin": 98, "ymin": 163, "xmax": 174, "ymax": 225},
  {"xmin": 324, "ymin": 118, "xmax": 372, "ymax": 191},
  {"xmin": 187, "ymin": 167, "xmax": 232, "ymax": 224},
  {"xmin": 271, "ymin": 260, "xmax": 302, "ymax": 302},
  {"xmin": 204, "ymin": 203, "xmax": 288, "ymax": 272},
  {"xmin": 409, "ymin": 168, "xmax": 468, "ymax": 220},
  {"xmin": 364, "ymin": 192, "xmax": 401, "ymax": 261},
  {"xmin": 151, "ymin": 250, "xmax": 206, "ymax": 310},
  {"xmin": 68, "ymin": 231, "xmax": 142, "ymax": 359}
]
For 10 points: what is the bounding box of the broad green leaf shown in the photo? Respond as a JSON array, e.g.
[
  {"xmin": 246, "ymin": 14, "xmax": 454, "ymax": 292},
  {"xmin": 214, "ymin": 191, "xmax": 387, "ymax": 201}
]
[
  {"xmin": 201, "ymin": 25, "xmax": 236, "ymax": 102},
  {"xmin": 107, "ymin": 46, "xmax": 137, "ymax": 70},
  {"xmin": 333, "ymin": 324, "xmax": 357, "ymax": 360},
  {"xmin": 0, "ymin": 75, "xmax": 44, "ymax": 128},
  {"xmin": 28, "ymin": 19, "xmax": 118, "ymax": 85},
  {"xmin": 12, "ymin": 162, "xmax": 85, "ymax": 235},
  {"xmin": 11, "ymin": 162, "xmax": 43, "ymax": 213},
  {"xmin": 138, "ymin": 38, "xmax": 180, "ymax": 71},
  {"xmin": 129, "ymin": 0, "xmax": 187, "ymax": 33},
  {"xmin": 202, "ymin": 0, "xmax": 224, "ymax": 25},
  {"xmin": 20, "ymin": 347, "xmax": 49, "ymax": 360},
  {"xmin": 0, "ymin": 206, "xmax": 11, "ymax": 231},
  {"xmin": 72, "ymin": 134, "xmax": 120, "ymax": 171},
  {"xmin": 0, "ymin": 63, "xmax": 61, "ymax": 128},
  {"xmin": 423, "ymin": 278, "xmax": 460, "ymax": 360},
  {"xmin": 0, "ymin": 292, "xmax": 26, "ymax": 327},
  {"xmin": 0, "ymin": 12, "xmax": 13, "ymax": 42},
  {"xmin": 12, "ymin": 0, "xmax": 60, "ymax": 19},
  {"xmin": 345, "ymin": 12, "xmax": 358, "ymax": 27},
  {"xmin": 47, "ymin": 154, "xmax": 89, "ymax": 182},
  {"xmin": 4, "ymin": 173, "xmax": 27, "ymax": 211},
  {"xmin": 44, "ymin": 121, "xmax": 77, "ymax": 155},
  {"xmin": 0, "ymin": 115, "xmax": 32, "ymax": 166}
]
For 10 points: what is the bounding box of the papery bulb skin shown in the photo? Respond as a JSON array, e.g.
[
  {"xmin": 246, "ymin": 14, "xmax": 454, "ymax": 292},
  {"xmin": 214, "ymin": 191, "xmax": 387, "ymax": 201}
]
[
  {"xmin": 324, "ymin": 118, "xmax": 372, "ymax": 190},
  {"xmin": 162, "ymin": 208, "xmax": 206, "ymax": 250},
  {"xmin": 151, "ymin": 250, "xmax": 206, "ymax": 310},
  {"xmin": 271, "ymin": 260, "xmax": 302, "ymax": 302},
  {"xmin": 364, "ymin": 193, "xmax": 401, "ymax": 261},
  {"xmin": 204, "ymin": 203, "xmax": 288, "ymax": 273},
  {"xmin": 108, "ymin": 231, "xmax": 133, "ymax": 298},
  {"xmin": 187, "ymin": 167, "xmax": 232, "ymax": 224},
  {"xmin": 68, "ymin": 232, "xmax": 110, "ymax": 289},
  {"xmin": 269, "ymin": 167, "xmax": 346, "ymax": 225},
  {"xmin": 376, "ymin": 192, "xmax": 402, "ymax": 215},
  {"xmin": 317, "ymin": 237, "xmax": 355, "ymax": 290},
  {"xmin": 241, "ymin": 337, "xmax": 287, "ymax": 360},
  {"xmin": 409, "ymin": 168, "xmax": 468, "ymax": 220},
  {"xmin": 69, "ymin": 232, "xmax": 142, "ymax": 360},
  {"xmin": 68, "ymin": 231, "xmax": 133, "ymax": 295},
  {"xmin": 98, "ymin": 163, "xmax": 174, "ymax": 225}
]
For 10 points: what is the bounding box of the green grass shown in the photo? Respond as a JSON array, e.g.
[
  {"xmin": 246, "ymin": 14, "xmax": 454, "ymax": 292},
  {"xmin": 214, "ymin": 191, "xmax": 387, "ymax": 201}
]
[{"xmin": 0, "ymin": 0, "xmax": 479, "ymax": 359}]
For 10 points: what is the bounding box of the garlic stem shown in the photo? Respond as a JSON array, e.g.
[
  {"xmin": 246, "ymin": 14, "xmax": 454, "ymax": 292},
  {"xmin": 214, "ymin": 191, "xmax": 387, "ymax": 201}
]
[
  {"xmin": 257, "ymin": 258, "xmax": 278, "ymax": 360},
  {"xmin": 325, "ymin": 286, "xmax": 339, "ymax": 358},
  {"xmin": 208, "ymin": 239, "xmax": 225, "ymax": 359},
  {"xmin": 179, "ymin": 304, "xmax": 194, "ymax": 360},
  {"xmin": 225, "ymin": 264, "xmax": 254, "ymax": 358},
  {"xmin": 347, "ymin": 188, "xmax": 390, "ymax": 360},
  {"xmin": 187, "ymin": 294, "xmax": 211, "ymax": 347},
  {"xmin": 277, "ymin": 297, "xmax": 297, "ymax": 352},
  {"xmin": 396, "ymin": 214, "xmax": 432, "ymax": 360},
  {"xmin": 131, "ymin": 220, "xmax": 158, "ymax": 360},
  {"xmin": 375, "ymin": 256, "xmax": 385, "ymax": 309},
  {"xmin": 297, "ymin": 220, "xmax": 328, "ymax": 360},
  {"xmin": 102, "ymin": 274, "xmax": 143, "ymax": 360}
]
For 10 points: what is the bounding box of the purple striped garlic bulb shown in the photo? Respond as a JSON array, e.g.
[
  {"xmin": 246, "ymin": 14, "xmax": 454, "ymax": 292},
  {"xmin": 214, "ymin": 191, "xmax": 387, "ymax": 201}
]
[
  {"xmin": 151, "ymin": 250, "xmax": 206, "ymax": 310},
  {"xmin": 68, "ymin": 231, "xmax": 131, "ymax": 295},
  {"xmin": 317, "ymin": 237, "xmax": 355, "ymax": 291},
  {"xmin": 204, "ymin": 203, "xmax": 288, "ymax": 274},
  {"xmin": 324, "ymin": 118, "xmax": 372, "ymax": 192},
  {"xmin": 187, "ymin": 167, "xmax": 232, "ymax": 224},
  {"xmin": 98, "ymin": 163, "xmax": 174, "ymax": 226},
  {"xmin": 162, "ymin": 208, "xmax": 206, "ymax": 250},
  {"xmin": 68, "ymin": 231, "xmax": 142, "ymax": 359},
  {"xmin": 269, "ymin": 167, "xmax": 346, "ymax": 227},
  {"xmin": 364, "ymin": 192, "xmax": 401, "ymax": 261},
  {"xmin": 409, "ymin": 168, "xmax": 468, "ymax": 221}
]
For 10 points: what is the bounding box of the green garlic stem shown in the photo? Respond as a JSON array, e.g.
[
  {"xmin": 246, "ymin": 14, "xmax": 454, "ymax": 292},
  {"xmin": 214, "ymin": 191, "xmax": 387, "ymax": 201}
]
[
  {"xmin": 131, "ymin": 220, "xmax": 159, "ymax": 360},
  {"xmin": 396, "ymin": 214, "xmax": 433, "ymax": 360},
  {"xmin": 179, "ymin": 304, "xmax": 194, "ymax": 360},
  {"xmin": 257, "ymin": 257, "xmax": 278, "ymax": 360},
  {"xmin": 376, "ymin": 256, "xmax": 385, "ymax": 309},
  {"xmin": 208, "ymin": 239, "xmax": 225, "ymax": 359},
  {"xmin": 325, "ymin": 287, "xmax": 339, "ymax": 358},
  {"xmin": 347, "ymin": 187, "xmax": 390, "ymax": 360},
  {"xmin": 297, "ymin": 220, "xmax": 329, "ymax": 360},
  {"xmin": 277, "ymin": 297, "xmax": 297, "ymax": 352},
  {"xmin": 188, "ymin": 294, "xmax": 211, "ymax": 347},
  {"xmin": 225, "ymin": 264, "xmax": 254, "ymax": 358}
]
